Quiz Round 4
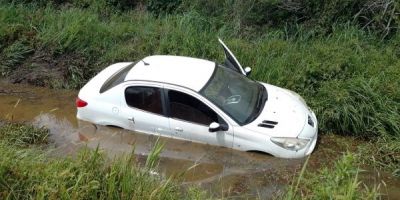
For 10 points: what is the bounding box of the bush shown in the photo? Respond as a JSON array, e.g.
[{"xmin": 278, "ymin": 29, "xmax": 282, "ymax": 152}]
[
  {"xmin": 147, "ymin": 0, "xmax": 181, "ymax": 16},
  {"xmin": 178, "ymin": 0, "xmax": 399, "ymax": 39},
  {"xmin": 0, "ymin": 0, "xmax": 64, "ymax": 6}
]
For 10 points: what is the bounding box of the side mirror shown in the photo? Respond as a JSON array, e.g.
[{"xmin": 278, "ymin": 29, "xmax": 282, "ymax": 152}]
[
  {"xmin": 244, "ymin": 67, "xmax": 252, "ymax": 76},
  {"xmin": 209, "ymin": 122, "xmax": 228, "ymax": 132}
]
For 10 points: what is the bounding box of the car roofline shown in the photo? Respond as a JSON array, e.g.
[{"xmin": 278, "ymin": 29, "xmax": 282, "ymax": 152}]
[
  {"xmin": 125, "ymin": 56, "xmax": 216, "ymax": 91},
  {"xmin": 199, "ymin": 63, "xmax": 218, "ymax": 93},
  {"xmin": 124, "ymin": 62, "xmax": 216, "ymax": 91},
  {"xmin": 123, "ymin": 79, "xmax": 200, "ymax": 93}
]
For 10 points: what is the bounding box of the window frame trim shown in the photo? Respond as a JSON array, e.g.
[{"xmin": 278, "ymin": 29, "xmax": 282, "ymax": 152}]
[
  {"xmin": 124, "ymin": 85, "xmax": 168, "ymax": 117},
  {"xmin": 100, "ymin": 62, "xmax": 136, "ymax": 94},
  {"xmin": 122, "ymin": 80, "xmax": 236, "ymax": 127},
  {"xmin": 164, "ymin": 88, "xmax": 228, "ymax": 127}
]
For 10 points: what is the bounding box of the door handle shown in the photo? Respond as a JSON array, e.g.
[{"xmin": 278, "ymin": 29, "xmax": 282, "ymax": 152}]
[
  {"xmin": 128, "ymin": 117, "xmax": 135, "ymax": 124},
  {"xmin": 174, "ymin": 127, "xmax": 183, "ymax": 132}
]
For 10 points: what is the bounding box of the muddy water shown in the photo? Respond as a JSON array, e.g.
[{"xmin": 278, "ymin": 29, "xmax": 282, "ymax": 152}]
[{"xmin": 1, "ymin": 82, "xmax": 399, "ymax": 199}]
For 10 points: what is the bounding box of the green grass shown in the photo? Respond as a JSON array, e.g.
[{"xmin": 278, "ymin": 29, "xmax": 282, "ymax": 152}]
[
  {"xmin": 0, "ymin": 123, "xmax": 206, "ymax": 200},
  {"xmin": 0, "ymin": 40, "xmax": 33, "ymax": 76},
  {"xmin": 0, "ymin": 123, "xmax": 48, "ymax": 147},
  {"xmin": 358, "ymin": 136, "xmax": 400, "ymax": 177},
  {"xmin": 285, "ymin": 153, "xmax": 380, "ymax": 199}
]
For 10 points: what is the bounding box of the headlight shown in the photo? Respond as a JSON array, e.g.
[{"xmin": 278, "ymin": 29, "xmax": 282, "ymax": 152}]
[
  {"xmin": 308, "ymin": 115, "xmax": 314, "ymax": 127},
  {"xmin": 270, "ymin": 137, "xmax": 310, "ymax": 151}
]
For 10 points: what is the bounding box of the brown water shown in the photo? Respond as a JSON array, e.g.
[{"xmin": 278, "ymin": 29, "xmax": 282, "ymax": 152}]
[{"xmin": 1, "ymin": 82, "xmax": 399, "ymax": 199}]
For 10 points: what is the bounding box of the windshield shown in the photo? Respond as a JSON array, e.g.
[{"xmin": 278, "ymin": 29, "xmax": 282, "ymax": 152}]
[{"xmin": 200, "ymin": 65, "xmax": 267, "ymax": 125}]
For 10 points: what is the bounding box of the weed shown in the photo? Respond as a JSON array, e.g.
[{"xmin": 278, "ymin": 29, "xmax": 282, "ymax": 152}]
[
  {"xmin": 358, "ymin": 136, "xmax": 400, "ymax": 177},
  {"xmin": 0, "ymin": 124, "xmax": 200, "ymax": 199},
  {"xmin": 284, "ymin": 152, "xmax": 380, "ymax": 199},
  {"xmin": 0, "ymin": 123, "xmax": 48, "ymax": 147},
  {"xmin": 0, "ymin": 40, "xmax": 33, "ymax": 76},
  {"xmin": 145, "ymin": 137, "xmax": 164, "ymax": 169}
]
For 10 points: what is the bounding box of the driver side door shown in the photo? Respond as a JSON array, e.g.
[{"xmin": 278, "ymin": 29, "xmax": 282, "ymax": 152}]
[{"xmin": 165, "ymin": 89, "xmax": 234, "ymax": 148}]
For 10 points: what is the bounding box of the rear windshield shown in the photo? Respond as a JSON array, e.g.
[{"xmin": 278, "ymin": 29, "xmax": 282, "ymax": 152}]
[{"xmin": 100, "ymin": 63, "xmax": 135, "ymax": 93}]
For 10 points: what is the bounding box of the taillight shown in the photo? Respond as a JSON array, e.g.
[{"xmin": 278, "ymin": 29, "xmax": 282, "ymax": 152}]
[{"xmin": 76, "ymin": 97, "xmax": 88, "ymax": 108}]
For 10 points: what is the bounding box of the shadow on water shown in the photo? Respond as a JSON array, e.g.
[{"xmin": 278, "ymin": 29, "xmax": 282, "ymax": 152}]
[{"xmin": 1, "ymin": 82, "xmax": 399, "ymax": 199}]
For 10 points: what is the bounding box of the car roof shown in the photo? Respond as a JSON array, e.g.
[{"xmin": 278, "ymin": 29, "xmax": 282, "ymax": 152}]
[{"xmin": 125, "ymin": 55, "xmax": 216, "ymax": 91}]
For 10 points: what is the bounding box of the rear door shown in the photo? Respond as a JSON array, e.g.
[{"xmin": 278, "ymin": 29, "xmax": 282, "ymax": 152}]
[
  {"xmin": 165, "ymin": 88, "xmax": 234, "ymax": 148},
  {"xmin": 218, "ymin": 38, "xmax": 247, "ymax": 76},
  {"xmin": 119, "ymin": 83, "xmax": 171, "ymax": 137}
]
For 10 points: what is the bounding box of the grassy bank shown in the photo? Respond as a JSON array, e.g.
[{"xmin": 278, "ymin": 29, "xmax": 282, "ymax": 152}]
[
  {"xmin": 0, "ymin": 123, "xmax": 205, "ymax": 199},
  {"xmin": 285, "ymin": 153, "xmax": 380, "ymax": 200}
]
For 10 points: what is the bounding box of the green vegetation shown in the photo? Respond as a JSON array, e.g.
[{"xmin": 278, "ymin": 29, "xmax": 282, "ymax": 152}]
[
  {"xmin": 0, "ymin": 123, "xmax": 48, "ymax": 147},
  {"xmin": 0, "ymin": 123, "xmax": 205, "ymax": 199},
  {"xmin": 358, "ymin": 136, "xmax": 400, "ymax": 177},
  {"xmin": 286, "ymin": 153, "xmax": 380, "ymax": 199},
  {"xmin": 0, "ymin": 1, "xmax": 399, "ymax": 198}
]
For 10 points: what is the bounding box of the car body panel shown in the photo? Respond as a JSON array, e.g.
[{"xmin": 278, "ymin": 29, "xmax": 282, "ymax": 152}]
[
  {"xmin": 118, "ymin": 82, "xmax": 171, "ymax": 137},
  {"xmin": 243, "ymin": 83, "xmax": 309, "ymax": 138},
  {"xmin": 163, "ymin": 84, "xmax": 234, "ymax": 148},
  {"xmin": 125, "ymin": 55, "xmax": 215, "ymax": 92}
]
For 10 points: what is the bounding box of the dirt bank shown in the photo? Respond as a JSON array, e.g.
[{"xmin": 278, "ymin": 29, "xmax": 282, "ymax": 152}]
[{"xmin": 2, "ymin": 49, "xmax": 89, "ymax": 88}]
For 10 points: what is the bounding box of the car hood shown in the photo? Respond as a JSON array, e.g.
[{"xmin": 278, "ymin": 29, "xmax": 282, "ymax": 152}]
[{"xmin": 242, "ymin": 83, "xmax": 310, "ymax": 138}]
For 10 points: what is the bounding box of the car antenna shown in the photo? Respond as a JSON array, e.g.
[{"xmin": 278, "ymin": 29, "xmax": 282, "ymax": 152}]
[{"xmin": 141, "ymin": 60, "xmax": 149, "ymax": 66}]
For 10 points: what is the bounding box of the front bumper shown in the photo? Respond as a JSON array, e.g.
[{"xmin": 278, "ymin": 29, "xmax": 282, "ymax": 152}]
[{"xmin": 270, "ymin": 111, "xmax": 318, "ymax": 159}]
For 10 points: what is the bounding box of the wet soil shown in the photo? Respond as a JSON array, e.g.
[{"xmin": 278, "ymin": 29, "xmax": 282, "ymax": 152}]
[
  {"xmin": 0, "ymin": 82, "xmax": 399, "ymax": 199},
  {"xmin": 2, "ymin": 49, "xmax": 88, "ymax": 87}
]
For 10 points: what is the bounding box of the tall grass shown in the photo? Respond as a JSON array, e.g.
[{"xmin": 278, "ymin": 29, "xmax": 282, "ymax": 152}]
[
  {"xmin": 358, "ymin": 136, "xmax": 400, "ymax": 177},
  {"xmin": 0, "ymin": 123, "xmax": 48, "ymax": 147},
  {"xmin": 284, "ymin": 153, "xmax": 380, "ymax": 199},
  {"xmin": 0, "ymin": 123, "xmax": 205, "ymax": 199},
  {"xmin": 0, "ymin": 40, "xmax": 33, "ymax": 76}
]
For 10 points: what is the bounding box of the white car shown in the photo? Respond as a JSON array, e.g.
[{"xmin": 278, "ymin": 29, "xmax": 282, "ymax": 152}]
[{"xmin": 76, "ymin": 39, "xmax": 318, "ymax": 158}]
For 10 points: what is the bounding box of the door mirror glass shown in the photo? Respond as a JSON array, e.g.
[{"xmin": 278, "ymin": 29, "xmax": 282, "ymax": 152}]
[
  {"xmin": 244, "ymin": 67, "xmax": 252, "ymax": 76},
  {"xmin": 209, "ymin": 122, "xmax": 221, "ymax": 132},
  {"xmin": 209, "ymin": 122, "xmax": 228, "ymax": 132}
]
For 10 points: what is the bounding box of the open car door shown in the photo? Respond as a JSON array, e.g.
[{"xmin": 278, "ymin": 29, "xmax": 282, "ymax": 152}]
[{"xmin": 218, "ymin": 38, "xmax": 251, "ymax": 76}]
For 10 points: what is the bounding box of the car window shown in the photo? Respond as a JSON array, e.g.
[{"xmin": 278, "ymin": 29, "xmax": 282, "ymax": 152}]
[
  {"xmin": 168, "ymin": 90, "xmax": 220, "ymax": 126},
  {"xmin": 125, "ymin": 86, "xmax": 163, "ymax": 115},
  {"xmin": 200, "ymin": 66, "xmax": 264, "ymax": 125},
  {"xmin": 100, "ymin": 63, "xmax": 135, "ymax": 93}
]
